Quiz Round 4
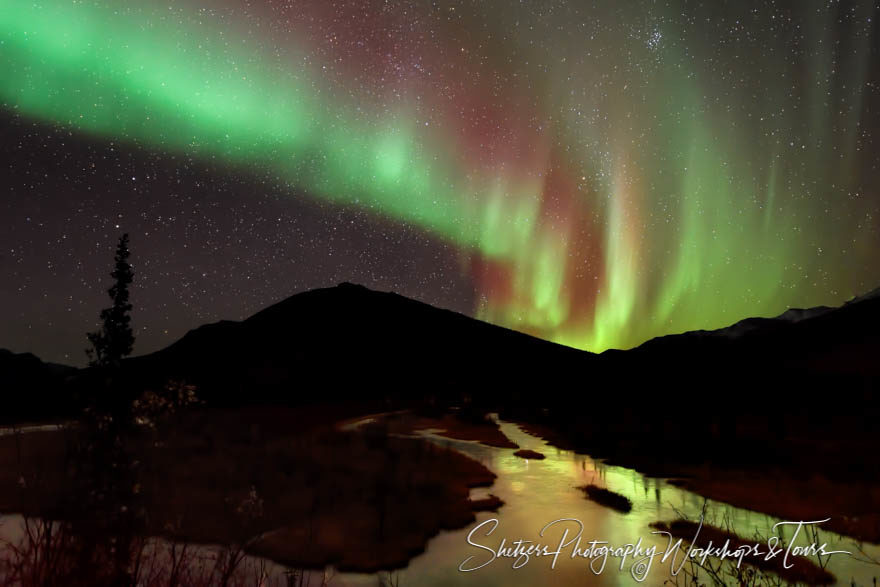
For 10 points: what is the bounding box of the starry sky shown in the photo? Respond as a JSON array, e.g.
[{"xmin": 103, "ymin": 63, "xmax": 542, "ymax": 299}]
[{"xmin": 2, "ymin": 0, "xmax": 879, "ymax": 366}]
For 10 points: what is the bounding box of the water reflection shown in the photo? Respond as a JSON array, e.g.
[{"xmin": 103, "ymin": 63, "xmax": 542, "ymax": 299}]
[
  {"xmin": 2, "ymin": 418, "xmax": 879, "ymax": 585},
  {"xmin": 331, "ymin": 417, "xmax": 880, "ymax": 586}
]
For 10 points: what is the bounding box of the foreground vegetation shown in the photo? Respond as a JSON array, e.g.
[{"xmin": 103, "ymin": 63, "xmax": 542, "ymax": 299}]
[{"xmin": 0, "ymin": 405, "xmax": 506, "ymax": 585}]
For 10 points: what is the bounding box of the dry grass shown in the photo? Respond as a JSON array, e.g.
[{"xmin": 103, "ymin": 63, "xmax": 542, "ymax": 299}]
[
  {"xmin": 0, "ymin": 405, "xmax": 500, "ymax": 579},
  {"xmin": 651, "ymin": 518, "xmax": 835, "ymax": 585}
]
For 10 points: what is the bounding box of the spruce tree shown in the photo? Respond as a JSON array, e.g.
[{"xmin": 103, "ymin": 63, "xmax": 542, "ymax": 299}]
[{"xmin": 87, "ymin": 233, "xmax": 135, "ymax": 369}]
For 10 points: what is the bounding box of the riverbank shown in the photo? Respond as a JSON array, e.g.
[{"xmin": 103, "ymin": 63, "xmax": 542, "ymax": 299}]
[
  {"xmin": 510, "ymin": 417, "xmax": 880, "ymax": 544},
  {"xmin": 366, "ymin": 410, "xmax": 519, "ymax": 448},
  {"xmin": 0, "ymin": 405, "xmax": 507, "ymax": 574},
  {"xmin": 667, "ymin": 469, "xmax": 880, "ymax": 545},
  {"xmin": 651, "ymin": 519, "xmax": 835, "ymax": 585}
]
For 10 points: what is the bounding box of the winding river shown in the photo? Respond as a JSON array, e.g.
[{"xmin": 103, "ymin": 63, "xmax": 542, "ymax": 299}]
[
  {"xmin": 2, "ymin": 418, "xmax": 879, "ymax": 585},
  {"xmin": 326, "ymin": 417, "xmax": 880, "ymax": 586}
]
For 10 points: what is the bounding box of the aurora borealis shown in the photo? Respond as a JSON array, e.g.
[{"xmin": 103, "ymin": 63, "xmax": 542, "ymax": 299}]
[{"xmin": 2, "ymin": 0, "xmax": 879, "ymax": 361}]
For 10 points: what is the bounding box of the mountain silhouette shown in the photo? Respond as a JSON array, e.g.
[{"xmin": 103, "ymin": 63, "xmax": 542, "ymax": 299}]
[
  {"xmin": 123, "ymin": 282, "xmax": 593, "ymax": 404},
  {"xmin": 516, "ymin": 288, "xmax": 880, "ymax": 467},
  {"xmin": 4, "ymin": 282, "xmax": 879, "ymax": 417},
  {"xmin": 626, "ymin": 289, "xmax": 880, "ymax": 377},
  {"xmin": 0, "ymin": 349, "xmax": 77, "ymax": 423}
]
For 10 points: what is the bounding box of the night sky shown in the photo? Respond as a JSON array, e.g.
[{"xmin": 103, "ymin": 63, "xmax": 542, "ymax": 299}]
[{"xmin": 2, "ymin": 0, "xmax": 879, "ymax": 366}]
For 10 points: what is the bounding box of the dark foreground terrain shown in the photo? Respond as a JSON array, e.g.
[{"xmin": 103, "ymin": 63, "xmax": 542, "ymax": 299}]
[
  {"xmin": 0, "ymin": 405, "xmax": 519, "ymax": 582},
  {"xmin": 1, "ymin": 282, "xmax": 879, "ymax": 582}
]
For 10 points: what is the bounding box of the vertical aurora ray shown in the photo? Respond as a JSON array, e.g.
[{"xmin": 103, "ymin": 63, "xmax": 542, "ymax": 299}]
[
  {"xmin": 589, "ymin": 161, "xmax": 642, "ymax": 352},
  {"xmin": 2, "ymin": 0, "xmax": 878, "ymax": 352}
]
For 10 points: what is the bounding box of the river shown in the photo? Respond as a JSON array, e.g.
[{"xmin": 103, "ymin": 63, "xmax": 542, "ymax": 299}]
[
  {"xmin": 1, "ymin": 417, "xmax": 878, "ymax": 585},
  {"xmin": 326, "ymin": 417, "xmax": 880, "ymax": 585}
]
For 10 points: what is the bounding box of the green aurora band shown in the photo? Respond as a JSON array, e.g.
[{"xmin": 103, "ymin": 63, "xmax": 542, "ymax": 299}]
[{"xmin": 2, "ymin": 0, "xmax": 878, "ymax": 351}]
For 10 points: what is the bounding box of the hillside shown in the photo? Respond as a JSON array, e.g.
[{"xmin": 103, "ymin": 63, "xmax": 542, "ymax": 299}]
[{"xmin": 124, "ymin": 282, "xmax": 593, "ymax": 403}]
